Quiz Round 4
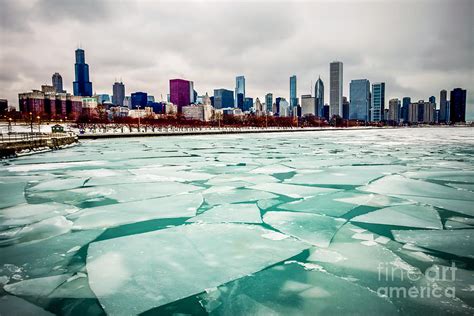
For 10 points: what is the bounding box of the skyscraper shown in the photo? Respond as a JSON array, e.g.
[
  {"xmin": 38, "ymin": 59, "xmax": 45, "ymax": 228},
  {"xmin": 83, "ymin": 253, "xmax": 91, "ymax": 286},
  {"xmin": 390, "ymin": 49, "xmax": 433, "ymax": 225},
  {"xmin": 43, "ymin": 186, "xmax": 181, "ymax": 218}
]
[
  {"xmin": 73, "ymin": 48, "xmax": 93, "ymax": 97},
  {"xmin": 290, "ymin": 75, "xmax": 297, "ymax": 108},
  {"xmin": 265, "ymin": 93, "xmax": 273, "ymax": 113},
  {"xmin": 401, "ymin": 97, "xmax": 411, "ymax": 123},
  {"xmin": 112, "ymin": 81, "xmax": 125, "ymax": 106},
  {"xmin": 429, "ymin": 96, "xmax": 436, "ymax": 106},
  {"xmin": 371, "ymin": 82, "xmax": 385, "ymax": 122},
  {"xmin": 235, "ymin": 76, "xmax": 245, "ymax": 107},
  {"xmin": 342, "ymin": 96, "xmax": 349, "ymax": 119},
  {"xmin": 349, "ymin": 79, "xmax": 370, "ymax": 121},
  {"xmin": 170, "ymin": 79, "xmax": 191, "ymax": 111},
  {"xmin": 213, "ymin": 89, "xmax": 234, "ymax": 109},
  {"xmin": 301, "ymin": 95, "xmax": 315, "ymax": 116},
  {"xmin": 388, "ymin": 98, "xmax": 401, "ymax": 123},
  {"xmin": 329, "ymin": 61, "xmax": 343, "ymax": 117},
  {"xmin": 52, "ymin": 73, "xmax": 64, "ymax": 93},
  {"xmin": 314, "ymin": 76, "xmax": 324, "ymax": 117},
  {"xmin": 131, "ymin": 92, "xmax": 148, "ymax": 109},
  {"xmin": 450, "ymin": 88, "xmax": 467, "ymax": 123},
  {"xmin": 439, "ymin": 90, "xmax": 448, "ymax": 123}
]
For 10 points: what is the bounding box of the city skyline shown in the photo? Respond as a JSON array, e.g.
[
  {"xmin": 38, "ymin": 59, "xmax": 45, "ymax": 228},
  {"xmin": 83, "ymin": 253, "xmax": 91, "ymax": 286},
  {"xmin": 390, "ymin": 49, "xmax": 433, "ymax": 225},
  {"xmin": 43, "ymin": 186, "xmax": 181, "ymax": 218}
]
[{"xmin": 1, "ymin": 0, "xmax": 473, "ymax": 119}]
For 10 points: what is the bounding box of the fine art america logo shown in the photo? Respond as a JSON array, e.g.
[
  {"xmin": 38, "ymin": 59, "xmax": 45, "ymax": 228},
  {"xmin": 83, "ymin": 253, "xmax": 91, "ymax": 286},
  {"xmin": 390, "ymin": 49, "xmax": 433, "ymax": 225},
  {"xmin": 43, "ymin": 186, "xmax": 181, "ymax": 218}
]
[{"xmin": 377, "ymin": 262, "xmax": 457, "ymax": 299}]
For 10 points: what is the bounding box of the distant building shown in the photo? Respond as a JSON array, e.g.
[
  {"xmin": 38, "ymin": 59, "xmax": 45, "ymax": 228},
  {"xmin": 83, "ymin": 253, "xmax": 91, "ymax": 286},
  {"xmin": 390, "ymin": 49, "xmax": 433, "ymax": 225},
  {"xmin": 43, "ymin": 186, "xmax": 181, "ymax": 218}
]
[
  {"xmin": 429, "ymin": 96, "xmax": 436, "ymax": 106},
  {"xmin": 235, "ymin": 76, "xmax": 245, "ymax": 107},
  {"xmin": 314, "ymin": 76, "xmax": 324, "ymax": 117},
  {"xmin": 170, "ymin": 79, "xmax": 192, "ymax": 111},
  {"xmin": 439, "ymin": 90, "xmax": 448, "ymax": 123},
  {"xmin": 42, "ymin": 85, "xmax": 56, "ymax": 93},
  {"xmin": 165, "ymin": 103, "xmax": 178, "ymax": 115},
  {"xmin": 408, "ymin": 100, "xmax": 435, "ymax": 123},
  {"xmin": 265, "ymin": 93, "xmax": 273, "ymax": 113},
  {"xmin": 342, "ymin": 96, "xmax": 349, "ymax": 119},
  {"xmin": 95, "ymin": 94, "xmax": 110, "ymax": 105},
  {"xmin": 450, "ymin": 88, "xmax": 466, "ymax": 123},
  {"xmin": 371, "ymin": 82, "xmax": 385, "ymax": 122},
  {"xmin": 112, "ymin": 82, "xmax": 125, "ymax": 106},
  {"xmin": 349, "ymin": 79, "xmax": 370, "ymax": 121},
  {"xmin": 290, "ymin": 75, "xmax": 298, "ymax": 108},
  {"xmin": 73, "ymin": 48, "xmax": 93, "ymax": 97},
  {"xmin": 401, "ymin": 97, "xmax": 411, "ymax": 123},
  {"xmin": 19, "ymin": 89, "xmax": 82, "ymax": 120},
  {"xmin": 182, "ymin": 104, "xmax": 213, "ymax": 121},
  {"xmin": 301, "ymin": 94, "xmax": 315, "ymax": 116},
  {"xmin": 123, "ymin": 96, "xmax": 132, "ymax": 109},
  {"xmin": 323, "ymin": 104, "xmax": 330, "ymax": 121},
  {"xmin": 131, "ymin": 92, "xmax": 148, "ymax": 109},
  {"xmin": 243, "ymin": 97, "xmax": 253, "ymax": 112},
  {"xmin": 52, "ymin": 73, "xmax": 65, "ymax": 93},
  {"xmin": 279, "ymin": 98, "xmax": 290, "ymax": 117},
  {"xmin": 0, "ymin": 99, "xmax": 8, "ymax": 115},
  {"xmin": 254, "ymin": 97, "xmax": 264, "ymax": 115},
  {"xmin": 388, "ymin": 98, "xmax": 401, "ymax": 123},
  {"xmin": 330, "ymin": 61, "xmax": 343, "ymax": 117},
  {"xmin": 213, "ymin": 89, "xmax": 234, "ymax": 109}
]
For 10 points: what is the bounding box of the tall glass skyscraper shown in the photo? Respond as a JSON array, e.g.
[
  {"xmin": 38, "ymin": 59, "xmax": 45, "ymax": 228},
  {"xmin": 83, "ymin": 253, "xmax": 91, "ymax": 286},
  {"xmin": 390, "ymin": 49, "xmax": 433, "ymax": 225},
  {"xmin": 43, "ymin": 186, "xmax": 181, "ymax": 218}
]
[
  {"xmin": 112, "ymin": 82, "xmax": 125, "ymax": 106},
  {"xmin": 214, "ymin": 89, "xmax": 234, "ymax": 109},
  {"xmin": 371, "ymin": 82, "xmax": 385, "ymax": 122},
  {"xmin": 235, "ymin": 76, "xmax": 245, "ymax": 107},
  {"xmin": 349, "ymin": 79, "xmax": 370, "ymax": 121},
  {"xmin": 450, "ymin": 88, "xmax": 466, "ymax": 123},
  {"xmin": 290, "ymin": 75, "xmax": 297, "ymax": 108},
  {"xmin": 402, "ymin": 97, "xmax": 411, "ymax": 123},
  {"xmin": 73, "ymin": 49, "xmax": 93, "ymax": 97},
  {"xmin": 439, "ymin": 90, "xmax": 448, "ymax": 123},
  {"xmin": 52, "ymin": 73, "xmax": 64, "ymax": 93},
  {"xmin": 314, "ymin": 76, "xmax": 324, "ymax": 117},
  {"xmin": 265, "ymin": 93, "xmax": 273, "ymax": 113},
  {"xmin": 329, "ymin": 61, "xmax": 343, "ymax": 117},
  {"xmin": 170, "ymin": 79, "xmax": 191, "ymax": 112}
]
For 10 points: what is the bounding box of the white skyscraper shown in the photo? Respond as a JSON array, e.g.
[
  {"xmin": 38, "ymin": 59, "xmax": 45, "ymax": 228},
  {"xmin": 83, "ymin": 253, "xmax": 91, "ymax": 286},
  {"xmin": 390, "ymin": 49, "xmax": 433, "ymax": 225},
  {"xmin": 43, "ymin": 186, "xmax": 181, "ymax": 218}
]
[{"xmin": 329, "ymin": 61, "xmax": 343, "ymax": 117}]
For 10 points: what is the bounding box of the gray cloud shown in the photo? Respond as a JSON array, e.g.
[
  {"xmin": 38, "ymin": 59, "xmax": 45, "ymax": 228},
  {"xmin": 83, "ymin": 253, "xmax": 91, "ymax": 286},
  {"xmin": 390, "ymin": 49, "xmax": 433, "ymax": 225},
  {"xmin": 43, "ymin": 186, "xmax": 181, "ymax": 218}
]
[{"xmin": 0, "ymin": 0, "xmax": 472, "ymax": 117}]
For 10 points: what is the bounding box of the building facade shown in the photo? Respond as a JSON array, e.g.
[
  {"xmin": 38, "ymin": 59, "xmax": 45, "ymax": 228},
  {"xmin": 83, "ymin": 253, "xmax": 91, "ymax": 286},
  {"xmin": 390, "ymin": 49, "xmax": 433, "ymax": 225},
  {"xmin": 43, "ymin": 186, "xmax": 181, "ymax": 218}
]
[
  {"xmin": 371, "ymin": 82, "xmax": 385, "ymax": 122},
  {"xmin": 388, "ymin": 98, "xmax": 401, "ymax": 123},
  {"xmin": 401, "ymin": 97, "xmax": 411, "ymax": 123},
  {"xmin": 329, "ymin": 61, "xmax": 343, "ymax": 117},
  {"xmin": 19, "ymin": 89, "xmax": 82, "ymax": 120},
  {"xmin": 73, "ymin": 49, "xmax": 93, "ymax": 97},
  {"xmin": 235, "ymin": 76, "xmax": 245, "ymax": 107},
  {"xmin": 112, "ymin": 82, "xmax": 125, "ymax": 106},
  {"xmin": 213, "ymin": 89, "xmax": 234, "ymax": 109},
  {"xmin": 265, "ymin": 93, "xmax": 273, "ymax": 113},
  {"xmin": 52, "ymin": 73, "xmax": 64, "ymax": 93},
  {"xmin": 314, "ymin": 76, "xmax": 324, "ymax": 117},
  {"xmin": 301, "ymin": 95, "xmax": 315, "ymax": 116},
  {"xmin": 290, "ymin": 75, "xmax": 298, "ymax": 108},
  {"xmin": 349, "ymin": 79, "xmax": 370, "ymax": 121},
  {"xmin": 408, "ymin": 100, "xmax": 435, "ymax": 124},
  {"xmin": 131, "ymin": 92, "xmax": 148, "ymax": 109},
  {"xmin": 450, "ymin": 88, "xmax": 466, "ymax": 123},
  {"xmin": 170, "ymin": 79, "xmax": 191, "ymax": 111},
  {"xmin": 439, "ymin": 90, "xmax": 448, "ymax": 123}
]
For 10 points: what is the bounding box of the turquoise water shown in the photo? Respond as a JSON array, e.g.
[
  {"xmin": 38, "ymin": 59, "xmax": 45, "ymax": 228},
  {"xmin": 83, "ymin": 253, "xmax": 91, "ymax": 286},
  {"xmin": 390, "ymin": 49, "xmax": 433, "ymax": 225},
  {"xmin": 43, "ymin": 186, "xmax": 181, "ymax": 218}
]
[{"xmin": 0, "ymin": 128, "xmax": 473, "ymax": 315}]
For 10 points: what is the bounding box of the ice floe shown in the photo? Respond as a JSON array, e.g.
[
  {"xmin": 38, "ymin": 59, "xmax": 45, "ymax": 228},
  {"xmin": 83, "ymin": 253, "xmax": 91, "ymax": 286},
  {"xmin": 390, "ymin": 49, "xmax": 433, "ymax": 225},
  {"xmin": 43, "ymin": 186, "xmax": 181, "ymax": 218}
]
[{"xmin": 186, "ymin": 203, "xmax": 262, "ymax": 224}]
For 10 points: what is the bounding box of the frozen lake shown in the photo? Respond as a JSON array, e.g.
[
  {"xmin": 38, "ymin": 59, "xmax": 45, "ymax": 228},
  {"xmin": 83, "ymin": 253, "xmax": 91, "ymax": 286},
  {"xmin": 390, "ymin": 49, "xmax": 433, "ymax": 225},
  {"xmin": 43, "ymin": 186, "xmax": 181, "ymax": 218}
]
[{"xmin": 1, "ymin": 127, "xmax": 473, "ymax": 315}]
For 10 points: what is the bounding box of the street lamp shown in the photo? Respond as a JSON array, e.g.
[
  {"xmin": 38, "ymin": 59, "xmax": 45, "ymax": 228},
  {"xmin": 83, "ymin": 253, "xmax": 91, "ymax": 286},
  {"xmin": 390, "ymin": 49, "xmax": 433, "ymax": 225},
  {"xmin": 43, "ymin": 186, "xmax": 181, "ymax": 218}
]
[
  {"xmin": 37, "ymin": 116, "xmax": 41, "ymax": 133},
  {"xmin": 8, "ymin": 117, "xmax": 12, "ymax": 133}
]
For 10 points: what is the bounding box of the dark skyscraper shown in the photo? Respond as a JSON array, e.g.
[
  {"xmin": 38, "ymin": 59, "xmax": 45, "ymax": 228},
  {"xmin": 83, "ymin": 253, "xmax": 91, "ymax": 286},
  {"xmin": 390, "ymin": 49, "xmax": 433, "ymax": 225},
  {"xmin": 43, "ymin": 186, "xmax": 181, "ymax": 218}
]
[
  {"xmin": 131, "ymin": 92, "xmax": 148, "ymax": 109},
  {"xmin": 112, "ymin": 82, "xmax": 125, "ymax": 106},
  {"xmin": 314, "ymin": 76, "xmax": 324, "ymax": 117},
  {"xmin": 213, "ymin": 89, "xmax": 234, "ymax": 109},
  {"xmin": 52, "ymin": 72, "xmax": 64, "ymax": 93},
  {"xmin": 402, "ymin": 97, "xmax": 411, "ymax": 123},
  {"xmin": 429, "ymin": 96, "xmax": 436, "ymax": 106},
  {"xmin": 439, "ymin": 90, "xmax": 448, "ymax": 123},
  {"xmin": 342, "ymin": 96, "xmax": 349, "ymax": 119},
  {"xmin": 290, "ymin": 75, "xmax": 297, "ymax": 108},
  {"xmin": 170, "ymin": 79, "xmax": 191, "ymax": 111},
  {"xmin": 73, "ymin": 48, "xmax": 93, "ymax": 96},
  {"xmin": 265, "ymin": 93, "xmax": 273, "ymax": 113},
  {"xmin": 349, "ymin": 79, "xmax": 370, "ymax": 121},
  {"xmin": 450, "ymin": 88, "xmax": 467, "ymax": 123},
  {"xmin": 371, "ymin": 82, "xmax": 385, "ymax": 122}
]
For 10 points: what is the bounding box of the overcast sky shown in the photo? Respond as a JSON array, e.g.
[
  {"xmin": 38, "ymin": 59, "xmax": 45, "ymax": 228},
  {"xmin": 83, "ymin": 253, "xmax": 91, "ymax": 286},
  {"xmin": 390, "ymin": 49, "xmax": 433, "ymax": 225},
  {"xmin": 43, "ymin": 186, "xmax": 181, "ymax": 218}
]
[{"xmin": 1, "ymin": 0, "xmax": 473, "ymax": 117}]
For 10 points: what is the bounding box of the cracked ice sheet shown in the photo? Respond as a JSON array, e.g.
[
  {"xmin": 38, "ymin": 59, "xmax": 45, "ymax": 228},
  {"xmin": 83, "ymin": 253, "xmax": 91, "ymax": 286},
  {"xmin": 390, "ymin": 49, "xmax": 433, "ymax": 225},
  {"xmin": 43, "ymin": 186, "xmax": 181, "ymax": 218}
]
[
  {"xmin": 312, "ymin": 223, "xmax": 472, "ymax": 314},
  {"xmin": 0, "ymin": 295, "xmax": 53, "ymax": 316},
  {"xmin": 0, "ymin": 203, "xmax": 79, "ymax": 227},
  {"xmin": 186, "ymin": 203, "xmax": 262, "ymax": 224},
  {"xmin": 403, "ymin": 170, "xmax": 474, "ymax": 183},
  {"xmin": 351, "ymin": 205, "xmax": 443, "ymax": 229},
  {"xmin": 198, "ymin": 261, "xmax": 398, "ymax": 315},
  {"xmin": 392, "ymin": 229, "xmax": 474, "ymax": 259},
  {"xmin": 248, "ymin": 183, "xmax": 339, "ymax": 198},
  {"xmin": 358, "ymin": 175, "xmax": 474, "ymax": 216},
  {"xmin": 72, "ymin": 193, "xmax": 202, "ymax": 230},
  {"xmin": 86, "ymin": 223, "xmax": 308, "ymax": 315},
  {"xmin": 28, "ymin": 178, "xmax": 88, "ymax": 192},
  {"xmin": 263, "ymin": 211, "xmax": 346, "ymax": 247},
  {"xmin": 277, "ymin": 191, "xmax": 365, "ymax": 217},
  {"xmin": 204, "ymin": 189, "xmax": 277, "ymax": 206},
  {"xmin": 285, "ymin": 165, "xmax": 406, "ymax": 186},
  {"xmin": 0, "ymin": 216, "xmax": 73, "ymax": 246}
]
